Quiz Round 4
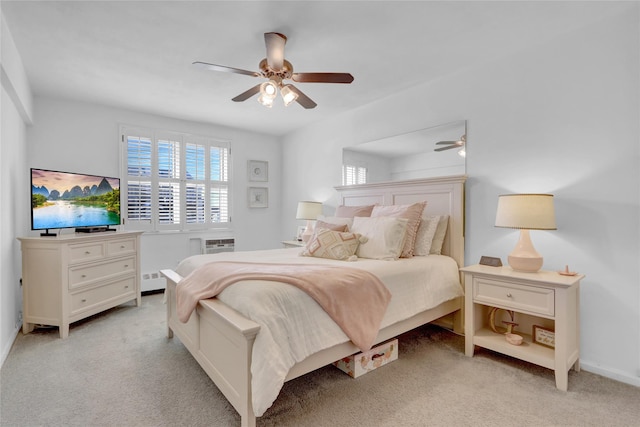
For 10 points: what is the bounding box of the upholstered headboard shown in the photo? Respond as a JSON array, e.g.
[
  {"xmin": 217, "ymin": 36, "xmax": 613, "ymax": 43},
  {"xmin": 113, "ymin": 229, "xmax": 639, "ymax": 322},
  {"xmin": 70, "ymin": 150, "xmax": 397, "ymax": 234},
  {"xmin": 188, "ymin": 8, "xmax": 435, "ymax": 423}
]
[{"xmin": 334, "ymin": 175, "xmax": 466, "ymax": 268}]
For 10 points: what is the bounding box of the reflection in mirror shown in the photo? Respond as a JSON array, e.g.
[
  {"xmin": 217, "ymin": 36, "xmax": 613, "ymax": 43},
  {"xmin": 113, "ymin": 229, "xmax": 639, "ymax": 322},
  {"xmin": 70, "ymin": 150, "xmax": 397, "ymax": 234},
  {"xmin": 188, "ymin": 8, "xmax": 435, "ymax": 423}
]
[{"xmin": 342, "ymin": 120, "xmax": 466, "ymax": 185}]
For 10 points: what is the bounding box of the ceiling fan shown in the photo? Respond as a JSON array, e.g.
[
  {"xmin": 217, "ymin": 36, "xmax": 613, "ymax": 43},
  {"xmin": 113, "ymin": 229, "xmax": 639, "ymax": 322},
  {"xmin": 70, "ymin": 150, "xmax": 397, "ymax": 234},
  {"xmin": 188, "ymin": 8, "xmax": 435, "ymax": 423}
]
[
  {"xmin": 193, "ymin": 32, "xmax": 354, "ymax": 109},
  {"xmin": 434, "ymin": 135, "xmax": 466, "ymax": 152}
]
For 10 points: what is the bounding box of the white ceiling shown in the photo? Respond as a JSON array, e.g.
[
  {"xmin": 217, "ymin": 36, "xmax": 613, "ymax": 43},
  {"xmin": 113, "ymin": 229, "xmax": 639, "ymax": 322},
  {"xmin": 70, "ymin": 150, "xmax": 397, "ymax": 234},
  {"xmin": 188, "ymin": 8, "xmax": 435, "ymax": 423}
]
[{"xmin": 1, "ymin": 1, "xmax": 631, "ymax": 136}]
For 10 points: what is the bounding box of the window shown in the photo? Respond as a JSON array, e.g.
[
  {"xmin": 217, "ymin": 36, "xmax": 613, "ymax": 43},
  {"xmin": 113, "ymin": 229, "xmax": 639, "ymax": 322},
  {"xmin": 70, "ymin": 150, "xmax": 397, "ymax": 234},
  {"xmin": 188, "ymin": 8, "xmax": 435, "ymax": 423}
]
[
  {"xmin": 121, "ymin": 126, "xmax": 230, "ymax": 231},
  {"xmin": 342, "ymin": 164, "xmax": 367, "ymax": 186}
]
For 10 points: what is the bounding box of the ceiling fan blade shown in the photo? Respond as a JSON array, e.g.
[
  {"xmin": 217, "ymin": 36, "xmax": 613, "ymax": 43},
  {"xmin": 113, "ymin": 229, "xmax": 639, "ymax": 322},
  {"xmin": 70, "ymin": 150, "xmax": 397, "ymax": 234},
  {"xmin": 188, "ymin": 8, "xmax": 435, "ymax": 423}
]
[
  {"xmin": 288, "ymin": 85, "xmax": 317, "ymax": 109},
  {"xmin": 291, "ymin": 72, "xmax": 354, "ymax": 84},
  {"xmin": 231, "ymin": 84, "xmax": 262, "ymax": 102},
  {"xmin": 434, "ymin": 145, "xmax": 461, "ymax": 152},
  {"xmin": 264, "ymin": 32, "xmax": 287, "ymax": 70},
  {"xmin": 193, "ymin": 61, "xmax": 260, "ymax": 77},
  {"xmin": 435, "ymin": 140, "xmax": 459, "ymax": 145}
]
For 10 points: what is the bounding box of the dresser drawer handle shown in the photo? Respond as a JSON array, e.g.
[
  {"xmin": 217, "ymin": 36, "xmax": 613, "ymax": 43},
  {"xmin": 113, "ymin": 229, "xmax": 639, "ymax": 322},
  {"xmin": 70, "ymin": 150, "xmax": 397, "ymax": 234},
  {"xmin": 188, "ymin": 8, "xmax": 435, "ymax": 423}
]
[
  {"xmin": 81, "ymin": 274, "xmax": 87, "ymax": 278},
  {"xmin": 120, "ymin": 245, "xmax": 125, "ymax": 249},
  {"xmin": 506, "ymin": 293, "xmax": 512, "ymax": 298},
  {"xmin": 125, "ymin": 285, "xmax": 129, "ymax": 289},
  {"xmin": 81, "ymin": 299, "xmax": 87, "ymax": 303},
  {"xmin": 85, "ymin": 251, "xmax": 91, "ymax": 255},
  {"xmin": 124, "ymin": 264, "xmax": 129, "ymax": 268}
]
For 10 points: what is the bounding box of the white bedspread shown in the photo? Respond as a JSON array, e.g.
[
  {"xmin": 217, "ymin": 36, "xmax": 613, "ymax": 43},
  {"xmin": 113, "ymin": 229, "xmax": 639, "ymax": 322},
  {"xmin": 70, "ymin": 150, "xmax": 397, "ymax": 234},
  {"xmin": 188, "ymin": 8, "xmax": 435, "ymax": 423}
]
[{"xmin": 175, "ymin": 248, "xmax": 463, "ymax": 417}]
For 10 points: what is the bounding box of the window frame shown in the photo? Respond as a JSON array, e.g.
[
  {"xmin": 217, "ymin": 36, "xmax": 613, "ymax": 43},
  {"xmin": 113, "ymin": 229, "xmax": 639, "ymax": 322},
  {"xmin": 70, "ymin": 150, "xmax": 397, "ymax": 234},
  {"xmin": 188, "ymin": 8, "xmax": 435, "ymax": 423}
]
[{"xmin": 120, "ymin": 125, "xmax": 231, "ymax": 232}]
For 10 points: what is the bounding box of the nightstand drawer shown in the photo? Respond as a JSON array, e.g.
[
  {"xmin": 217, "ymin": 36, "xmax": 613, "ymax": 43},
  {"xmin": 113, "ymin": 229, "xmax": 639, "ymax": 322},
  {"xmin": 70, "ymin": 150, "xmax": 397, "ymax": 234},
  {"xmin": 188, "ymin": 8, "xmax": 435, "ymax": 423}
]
[{"xmin": 473, "ymin": 278, "xmax": 554, "ymax": 316}]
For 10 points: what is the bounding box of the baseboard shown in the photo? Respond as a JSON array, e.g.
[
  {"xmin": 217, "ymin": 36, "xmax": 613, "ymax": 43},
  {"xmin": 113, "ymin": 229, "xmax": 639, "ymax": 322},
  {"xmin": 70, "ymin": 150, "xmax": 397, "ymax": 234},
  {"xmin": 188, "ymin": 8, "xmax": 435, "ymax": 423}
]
[
  {"xmin": 1, "ymin": 324, "xmax": 20, "ymax": 369},
  {"xmin": 581, "ymin": 361, "xmax": 640, "ymax": 388}
]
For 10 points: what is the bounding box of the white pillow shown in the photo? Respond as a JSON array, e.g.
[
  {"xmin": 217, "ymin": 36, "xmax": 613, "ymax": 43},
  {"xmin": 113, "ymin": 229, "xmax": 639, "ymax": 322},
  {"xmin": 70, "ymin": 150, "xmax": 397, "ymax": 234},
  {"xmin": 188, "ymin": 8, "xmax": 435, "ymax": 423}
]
[
  {"xmin": 316, "ymin": 215, "xmax": 354, "ymax": 231},
  {"xmin": 414, "ymin": 215, "xmax": 442, "ymax": 256},
  {"xmin": 429, "ymin": 215, "xmax": 449, "ymax": 255},
  {"xmin": 371, "ymin": 202, "xmax": 426, "ymax": 258},
  {"xmin": 350, "ymin": 216, "xmax": 409, "ymax": 260}
]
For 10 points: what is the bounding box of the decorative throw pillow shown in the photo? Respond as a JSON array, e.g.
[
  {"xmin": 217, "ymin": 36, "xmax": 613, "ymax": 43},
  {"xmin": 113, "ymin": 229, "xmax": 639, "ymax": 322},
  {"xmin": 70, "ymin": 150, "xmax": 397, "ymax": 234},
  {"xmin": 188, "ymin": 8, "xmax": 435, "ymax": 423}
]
[
  {"xmin": 334, "ymin": 204, "xmax": 375, "ymax": 218},
  {"xmin": 314, "ymin": 220, "xmax": 348, "ymax": 233},
  {"xmin": 371, "ymin": 202, "xmax": 426, "ymax": 258},
  {"xmin": 300, "ymin": 229, "xmax": 363, "ymax": 261},
  {"xmin": 429, "ymin": 215, "xmax": 449, "ymax": 255},
  {"xmin": 350, "ymin": 216, "xmax": 409, "ymax": 260},
  {"xmin": 414, "ymin": 215, "xmax": 442, "ymax": 256},
  {"xmin": 316, "ymin": 215, "xmax": 354, "ymax": 231}
]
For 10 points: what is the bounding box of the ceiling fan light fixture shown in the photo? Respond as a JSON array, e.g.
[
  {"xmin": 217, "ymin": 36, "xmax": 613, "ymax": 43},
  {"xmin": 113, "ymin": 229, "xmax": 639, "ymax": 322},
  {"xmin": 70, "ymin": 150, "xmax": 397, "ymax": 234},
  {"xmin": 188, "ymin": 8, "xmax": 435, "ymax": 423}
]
[
  {"xmin": 260, "ymin": 80, "xmax": 278, "ymax": 97},
  {"xmin": 280, "ymin": 85, "xmax": 298, "ymax": 107},
  {"xmin": 458, "ymin": 148, "xmax": 466, "ymax": 157},
  {"xmin": 257, "ymin": 93, "xmax": 274, "ymax": 107}
]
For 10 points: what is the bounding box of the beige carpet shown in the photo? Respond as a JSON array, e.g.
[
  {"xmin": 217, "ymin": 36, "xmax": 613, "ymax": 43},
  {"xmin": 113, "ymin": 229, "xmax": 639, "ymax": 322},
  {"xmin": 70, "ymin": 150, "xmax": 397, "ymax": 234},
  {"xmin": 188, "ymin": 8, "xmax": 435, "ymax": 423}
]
[{"xmin": 2, "ymin": 293, "xmax": 639, "ymax": 427}]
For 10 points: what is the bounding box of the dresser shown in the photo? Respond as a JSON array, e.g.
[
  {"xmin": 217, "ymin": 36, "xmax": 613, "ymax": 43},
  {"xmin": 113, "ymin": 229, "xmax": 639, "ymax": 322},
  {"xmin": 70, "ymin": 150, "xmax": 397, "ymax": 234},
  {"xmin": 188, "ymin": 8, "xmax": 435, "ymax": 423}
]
[
  {"xmin": 18, "ymin": 231, "xmax": 143, "ymax": 338},
  {"xmin": 460, "ymin": 264, "xmax": 584, "ymax": 391}
]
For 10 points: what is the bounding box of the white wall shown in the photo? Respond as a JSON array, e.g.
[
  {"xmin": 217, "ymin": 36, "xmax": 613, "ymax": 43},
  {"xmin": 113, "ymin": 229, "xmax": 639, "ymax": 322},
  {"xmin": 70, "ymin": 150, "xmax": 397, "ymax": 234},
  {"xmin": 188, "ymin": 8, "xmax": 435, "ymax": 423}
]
[
  {"xmin": 282, "ymin": 8, "xmax": 640, "ymax": 386},
  {"xmin": 0, "ymin": 10, "xmax": 32, "ymax": 365},
  {"xmin": 26, "ymin": 97, "xmax": 283, "ymax": 289}
]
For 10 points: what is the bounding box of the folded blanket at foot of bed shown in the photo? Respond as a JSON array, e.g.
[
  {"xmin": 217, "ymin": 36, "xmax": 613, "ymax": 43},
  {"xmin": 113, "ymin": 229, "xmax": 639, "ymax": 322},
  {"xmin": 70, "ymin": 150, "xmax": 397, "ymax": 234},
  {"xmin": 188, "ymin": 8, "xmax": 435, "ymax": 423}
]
[{"xmin": 176, "ymin": 261, "xmax": 391, "ymax": 351}]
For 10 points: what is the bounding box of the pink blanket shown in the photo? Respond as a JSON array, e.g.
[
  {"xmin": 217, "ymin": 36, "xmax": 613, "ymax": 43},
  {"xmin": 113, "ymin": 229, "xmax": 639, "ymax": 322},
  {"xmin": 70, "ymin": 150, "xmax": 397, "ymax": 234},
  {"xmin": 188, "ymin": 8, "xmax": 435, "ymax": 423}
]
[{"xmin": 176, "ymin": 261, "xmax": 392, "ymax": 351}]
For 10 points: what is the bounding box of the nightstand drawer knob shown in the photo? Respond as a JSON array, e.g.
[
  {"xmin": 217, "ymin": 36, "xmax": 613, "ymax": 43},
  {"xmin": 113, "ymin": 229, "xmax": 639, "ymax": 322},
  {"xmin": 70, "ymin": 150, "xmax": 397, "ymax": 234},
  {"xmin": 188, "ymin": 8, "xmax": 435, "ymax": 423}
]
[{"xmin": 506, "ymin": 293, "xmax": 512, "ymax": 298}]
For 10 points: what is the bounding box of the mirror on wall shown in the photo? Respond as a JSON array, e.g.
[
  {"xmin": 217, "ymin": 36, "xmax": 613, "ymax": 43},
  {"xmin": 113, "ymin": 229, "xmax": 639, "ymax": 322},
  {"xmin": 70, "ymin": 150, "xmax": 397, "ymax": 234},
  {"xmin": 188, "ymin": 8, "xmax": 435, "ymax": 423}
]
[{"xmin": 341, "ymin": 120, "xmax": 466, "ymax": 185}]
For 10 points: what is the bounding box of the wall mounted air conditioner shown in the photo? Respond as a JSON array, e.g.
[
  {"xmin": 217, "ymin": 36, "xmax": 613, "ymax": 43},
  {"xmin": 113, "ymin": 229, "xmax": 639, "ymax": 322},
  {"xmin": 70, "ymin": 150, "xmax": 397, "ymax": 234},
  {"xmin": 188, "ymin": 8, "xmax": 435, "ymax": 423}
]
[{"xmin": 202, "ymin": 238, "xmax": 235, "ymax": 255}]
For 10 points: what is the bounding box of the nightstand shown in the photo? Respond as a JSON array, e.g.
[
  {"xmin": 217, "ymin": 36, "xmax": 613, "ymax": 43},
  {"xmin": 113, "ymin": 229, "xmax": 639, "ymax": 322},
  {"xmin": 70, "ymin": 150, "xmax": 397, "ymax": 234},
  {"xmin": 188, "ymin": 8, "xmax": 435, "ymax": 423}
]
[
  {"xmin": 460, "ymin": 264, "xmax": 584, "ymax": 391},
  {"xmin": 282, "ymin": 240, "xmax": 305, "ymax": 248}
]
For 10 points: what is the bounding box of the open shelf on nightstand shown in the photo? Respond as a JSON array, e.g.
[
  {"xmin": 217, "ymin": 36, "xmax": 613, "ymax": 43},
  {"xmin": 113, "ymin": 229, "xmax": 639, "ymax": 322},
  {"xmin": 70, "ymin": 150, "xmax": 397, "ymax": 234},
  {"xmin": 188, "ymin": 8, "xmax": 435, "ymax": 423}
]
[{"xmin": 473, "ymin": 327, "xmax": 555, "ymax": 370}]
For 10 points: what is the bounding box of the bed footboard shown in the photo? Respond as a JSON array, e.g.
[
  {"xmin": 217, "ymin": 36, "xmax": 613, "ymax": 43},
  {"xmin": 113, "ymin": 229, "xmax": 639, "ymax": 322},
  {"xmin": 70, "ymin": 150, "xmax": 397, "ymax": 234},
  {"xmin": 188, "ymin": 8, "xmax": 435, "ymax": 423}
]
[{"xmin": 161, "ymin": 269, "xmax": 261, "ymax": 427}]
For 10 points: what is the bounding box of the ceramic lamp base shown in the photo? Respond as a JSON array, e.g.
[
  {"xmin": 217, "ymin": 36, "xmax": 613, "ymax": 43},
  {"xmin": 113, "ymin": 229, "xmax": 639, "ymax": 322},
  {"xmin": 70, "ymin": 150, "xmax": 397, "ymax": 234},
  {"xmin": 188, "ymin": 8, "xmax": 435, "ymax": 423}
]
[
  {"xmin": 301, "ymin": 220, "xmax": 315, "ymax": 243},
  {"xmin": 508, "ymin": 255, "xmax": 543, "ymax": 272},
  {"xmin": 508, "ymin": 229, "xmax": 543, "ymax": 272}
]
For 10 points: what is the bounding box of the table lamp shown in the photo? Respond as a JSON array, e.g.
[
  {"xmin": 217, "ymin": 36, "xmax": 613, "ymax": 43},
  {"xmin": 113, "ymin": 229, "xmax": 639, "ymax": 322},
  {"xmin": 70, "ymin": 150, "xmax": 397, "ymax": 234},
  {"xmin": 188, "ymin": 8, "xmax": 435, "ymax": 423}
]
[
  {"xmin": 495, "ymin": 194, "xmax": 556, "ymax": 272},
  {"xmin": 296, "ymin": 201, "xmax": 323, "ymax": 243}
]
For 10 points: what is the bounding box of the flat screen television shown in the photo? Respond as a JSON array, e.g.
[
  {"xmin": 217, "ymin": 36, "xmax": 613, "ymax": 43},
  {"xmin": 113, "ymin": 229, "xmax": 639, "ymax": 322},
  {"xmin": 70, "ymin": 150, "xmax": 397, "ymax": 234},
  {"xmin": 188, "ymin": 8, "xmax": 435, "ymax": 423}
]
[{"xmin": 31, "ymin": 168, "xmax": 121, "ymax": 236}]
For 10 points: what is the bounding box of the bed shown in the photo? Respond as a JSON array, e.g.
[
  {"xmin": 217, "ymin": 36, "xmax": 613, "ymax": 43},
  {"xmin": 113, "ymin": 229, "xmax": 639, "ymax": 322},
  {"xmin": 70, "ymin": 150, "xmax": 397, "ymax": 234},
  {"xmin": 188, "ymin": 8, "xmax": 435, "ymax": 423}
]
[{"xmin": 161, "ymin": 175, "xmax": 466, "ymax": 427}]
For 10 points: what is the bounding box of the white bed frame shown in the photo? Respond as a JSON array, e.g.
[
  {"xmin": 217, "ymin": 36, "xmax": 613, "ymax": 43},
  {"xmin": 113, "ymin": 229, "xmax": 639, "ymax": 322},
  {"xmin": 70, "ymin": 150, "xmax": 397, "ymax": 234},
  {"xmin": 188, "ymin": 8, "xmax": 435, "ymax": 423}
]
[{"xmin": 161, "ymin": 175, "xmax": 466, "ymax": 427}]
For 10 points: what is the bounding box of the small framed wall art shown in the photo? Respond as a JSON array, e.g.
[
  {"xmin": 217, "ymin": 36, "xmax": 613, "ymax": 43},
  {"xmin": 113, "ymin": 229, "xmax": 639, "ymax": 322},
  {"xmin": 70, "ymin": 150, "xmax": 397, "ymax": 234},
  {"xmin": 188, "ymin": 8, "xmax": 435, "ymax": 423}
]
[
  {"xmin": 248, "ymin": 160, "xmax": 268, "ymax": 182},
  {"xmin": 248, "ymin": 187, "xmax": 269, "ymax": 208}
]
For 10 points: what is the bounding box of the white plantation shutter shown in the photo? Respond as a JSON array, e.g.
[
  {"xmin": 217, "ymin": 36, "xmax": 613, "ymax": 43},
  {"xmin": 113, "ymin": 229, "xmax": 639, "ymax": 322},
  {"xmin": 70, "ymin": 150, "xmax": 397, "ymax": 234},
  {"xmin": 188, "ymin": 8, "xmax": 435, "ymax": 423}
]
[
  {"xmin": 342, "ymin": 164, "xmax": 367, "ymax": 185},
  {"xmin": 209, "ymin": 145, "xmax": 229, "ymax": 223},
  {"xmin": 185, "ymin": 142, "xmax": 206, "ymax": 225},
  {"xmin": 125, "ymin": 132, "xmax": 153, "ymax": 227},
  {"xmin": 121, "ymin": 125, "xmax": 231, "ymax": 231},
  {"xmin": 156, "ymin": 137, "xmax": 181, "ymax": 229}
]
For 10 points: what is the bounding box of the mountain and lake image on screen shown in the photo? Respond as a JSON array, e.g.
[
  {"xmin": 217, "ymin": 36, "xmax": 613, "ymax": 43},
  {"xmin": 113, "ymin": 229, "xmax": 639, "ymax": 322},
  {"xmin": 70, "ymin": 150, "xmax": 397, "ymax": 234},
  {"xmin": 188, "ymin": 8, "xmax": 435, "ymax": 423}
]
[{"xmin": 31, "ymin": 168, "xmax": 120, "ymax": 233}]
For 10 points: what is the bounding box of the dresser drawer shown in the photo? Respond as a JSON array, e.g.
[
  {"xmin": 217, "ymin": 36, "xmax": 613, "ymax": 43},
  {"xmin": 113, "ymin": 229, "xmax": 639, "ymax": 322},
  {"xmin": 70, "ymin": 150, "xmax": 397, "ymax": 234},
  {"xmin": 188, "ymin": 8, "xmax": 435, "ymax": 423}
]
[
  {"xmin": 69, "ymin": 257, "xmax": 136, "ymax": 289},
  {"xmin": 68, "ymin": 242, "xmax": 105, "ymax": 263},
  {"xmin": 473, "ymin": 278, "xmax": 554, "ymax": 317},
  {"xmin": 70, "ymin": 277, "xmax": 136, "ymax": 314},
  {"xmin": 106, "ymin": 238, "xmax": 136, "ymax": 257}
]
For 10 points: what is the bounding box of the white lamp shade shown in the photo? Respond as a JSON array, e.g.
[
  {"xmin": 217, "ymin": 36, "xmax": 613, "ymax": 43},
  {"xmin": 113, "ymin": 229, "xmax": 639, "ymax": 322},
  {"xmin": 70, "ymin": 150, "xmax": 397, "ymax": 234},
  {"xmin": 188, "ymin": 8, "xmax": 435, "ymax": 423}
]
[
  {"xmin": 495, "ymin": 194, "xmax": 556, "ymax": 230},
  {"xmin": 296, "ymin": 201, "xmax": 322, "ymax": 220}
]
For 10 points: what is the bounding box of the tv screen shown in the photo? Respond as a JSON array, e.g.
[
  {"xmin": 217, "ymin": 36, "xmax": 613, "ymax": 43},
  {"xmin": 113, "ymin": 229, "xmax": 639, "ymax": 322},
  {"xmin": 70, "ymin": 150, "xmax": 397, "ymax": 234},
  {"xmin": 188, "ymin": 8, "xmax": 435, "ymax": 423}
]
[{"xmin": 31, "ymin": 168, "xmax": 121, "ymax": 232}]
